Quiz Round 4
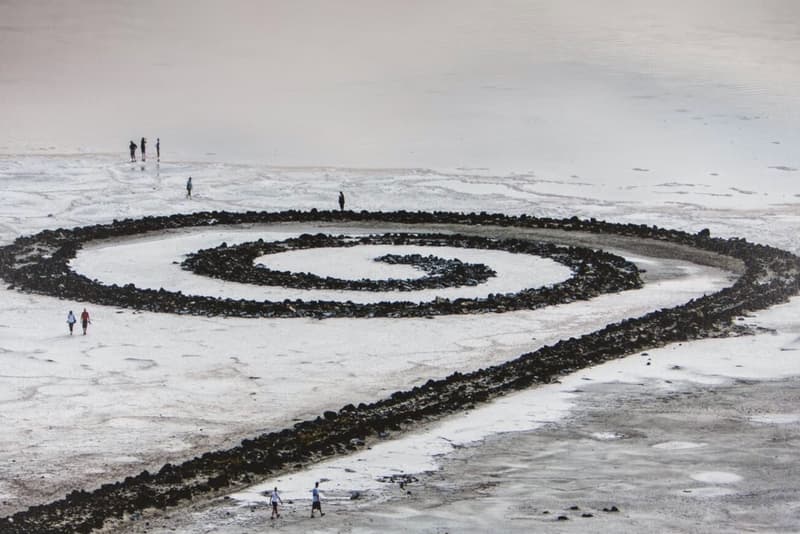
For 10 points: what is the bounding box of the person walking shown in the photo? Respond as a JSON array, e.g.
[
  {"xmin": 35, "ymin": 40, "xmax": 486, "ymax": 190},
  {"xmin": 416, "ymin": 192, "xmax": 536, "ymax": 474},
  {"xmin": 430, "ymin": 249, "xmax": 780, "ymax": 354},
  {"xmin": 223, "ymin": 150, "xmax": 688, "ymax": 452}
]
[
  {"xmin": 129, "ymin": 140, "xmax": 137, "ymax": 162},
  {"xmin": 338, "ymin": 191, "xmax": 345, "ymax": 212},
  {"xmin": 66, "ymin": 310, "xmax": 77, "ymax": 335},
  {"xmin": 269, "ymin": 487, "xmax": 283, "ymax": 519},
  {"xmin": 80, "ymin": 308, "xmax": 91, "ymax": 335},
  {"xmin": 311, "ymin": 481, "xmax": 324, "ymax": 517},
  {"xmin": 140, "ymin": 137, "xmax": 147, "ymax": 162},
  {"xmin": 186, "ymin": 176, "xmax": 193, "ymax": 198},
  {"xmin": 156, "ymin": 138, "xmax": 160, "ymax": 162}
]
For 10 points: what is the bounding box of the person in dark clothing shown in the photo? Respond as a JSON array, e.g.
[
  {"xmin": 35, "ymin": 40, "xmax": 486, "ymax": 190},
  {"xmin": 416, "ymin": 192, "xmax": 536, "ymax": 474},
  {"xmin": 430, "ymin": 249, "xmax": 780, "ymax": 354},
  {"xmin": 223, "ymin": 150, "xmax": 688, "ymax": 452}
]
[
  {"xmin": 156, "ymin": 138, "xmax": 160, "ymax": 161},
  {"xmin": 140, "ymin": 137, "xmax": 147, "ymax": 162},
  {"xmin": 338, "ymin": 191, "xmax": 345, "ymax": 212},
  {"xmin": 129, "ymin": 140, "xmax": 137, "ymax": 162},
  {"xmin": 186, "ymin": 176, "xmax": 193, "ymax": 198}
]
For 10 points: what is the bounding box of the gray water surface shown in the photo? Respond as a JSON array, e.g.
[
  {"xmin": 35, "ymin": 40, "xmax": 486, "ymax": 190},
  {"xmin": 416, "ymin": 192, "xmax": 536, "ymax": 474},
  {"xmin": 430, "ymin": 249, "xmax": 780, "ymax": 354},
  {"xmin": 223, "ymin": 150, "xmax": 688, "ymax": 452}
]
[{"xmin": 1, "ymin": 0, "xmax": 798, "ymax": 185}]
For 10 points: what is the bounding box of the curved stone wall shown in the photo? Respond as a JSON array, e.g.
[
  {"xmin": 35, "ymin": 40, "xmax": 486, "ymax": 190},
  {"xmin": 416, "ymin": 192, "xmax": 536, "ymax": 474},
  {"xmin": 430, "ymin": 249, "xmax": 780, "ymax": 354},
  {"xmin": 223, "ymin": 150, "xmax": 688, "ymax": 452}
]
[{"xmin": 1, "ymin": 210, "xmax": 798, "ymax": 534}]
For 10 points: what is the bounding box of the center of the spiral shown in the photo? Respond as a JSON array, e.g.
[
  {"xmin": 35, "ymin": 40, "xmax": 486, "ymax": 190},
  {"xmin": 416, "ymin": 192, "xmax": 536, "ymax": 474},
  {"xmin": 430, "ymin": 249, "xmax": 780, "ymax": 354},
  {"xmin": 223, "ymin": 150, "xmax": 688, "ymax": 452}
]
[{"xmin": 253, "ymin": 246, "xmax": 428, "ymax": 282}]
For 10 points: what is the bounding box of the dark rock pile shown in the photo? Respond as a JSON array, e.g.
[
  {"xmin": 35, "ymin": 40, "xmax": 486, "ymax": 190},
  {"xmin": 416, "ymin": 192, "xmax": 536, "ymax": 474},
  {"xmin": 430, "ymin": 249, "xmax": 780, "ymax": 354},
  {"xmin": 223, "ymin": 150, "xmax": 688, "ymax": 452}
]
[
  {"xmin": 0, "ymin": 210, "xmax": 799, "ymax": 534},
  {"xmin": 182, "ymin": 233, "xmax": 499, "ymax": 291}
]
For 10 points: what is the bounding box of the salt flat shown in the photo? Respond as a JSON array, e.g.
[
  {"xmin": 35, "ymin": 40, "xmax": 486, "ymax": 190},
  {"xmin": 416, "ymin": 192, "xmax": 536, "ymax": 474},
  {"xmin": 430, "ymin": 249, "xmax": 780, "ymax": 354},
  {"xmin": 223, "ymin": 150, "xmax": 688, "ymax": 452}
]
[
  {"xmin": 0, "ymin": 156, "xmax": 798, "ymax": 533},
  {"xmin": 1, "ymin": 1, "xmax": 799, "ymax": 530}
]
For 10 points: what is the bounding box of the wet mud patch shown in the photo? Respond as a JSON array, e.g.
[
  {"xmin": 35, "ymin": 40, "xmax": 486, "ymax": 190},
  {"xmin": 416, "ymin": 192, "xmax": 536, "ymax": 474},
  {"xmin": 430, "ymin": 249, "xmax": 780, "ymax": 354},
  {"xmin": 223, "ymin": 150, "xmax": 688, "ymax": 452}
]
[
  {"xmin": 349, "ymin": 379, "xmax": 800, "ymax": 534},
  {"xmin": 768, "ymin": 166, "xmax": 797, "ymax": 172}
]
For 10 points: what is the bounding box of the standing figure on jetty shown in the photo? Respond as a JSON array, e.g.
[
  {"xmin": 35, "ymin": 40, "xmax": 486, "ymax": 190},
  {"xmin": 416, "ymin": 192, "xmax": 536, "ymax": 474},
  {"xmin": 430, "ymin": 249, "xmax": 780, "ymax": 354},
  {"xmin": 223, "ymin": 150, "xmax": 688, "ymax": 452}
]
[
  {"xmin": 129, "ymin": 140, "xmax": 137, "ymax": 162},
  {"xmin": 186, "ymin": 176, "xmax": 193, "ymax": 198},
  {"xmin": 140, "ymin": 137, "xmax": 147, "ymax": 162},
  {"xmin": 156, "ymin": 138, "xmax": 160, "ymax": 161},
  {"xmin": 338, "ymin": 191, "xmax": 345, "ymax": 212}
]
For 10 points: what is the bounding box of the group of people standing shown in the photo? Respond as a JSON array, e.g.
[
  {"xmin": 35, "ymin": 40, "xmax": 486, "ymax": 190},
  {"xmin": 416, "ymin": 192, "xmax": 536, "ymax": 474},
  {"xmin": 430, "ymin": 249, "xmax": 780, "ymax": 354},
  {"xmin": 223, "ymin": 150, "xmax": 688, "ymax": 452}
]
[
  {"xmin": 126, "ymin": 137, "xmax": 196, "ymax": 199},
  {"xmin": 124, "ymin": 141, "xmax": 350, "ymax": 210},
  {"xmin": 66, "ymin": 308, "xmax": 91, "ymax": 335},
  {"xmin": 268, "ymin": 481, "xmax": 324, "ymax": 520},
  {"xmin": 129, "ymin": 137, "xmax": 160, "ymax": 163}
]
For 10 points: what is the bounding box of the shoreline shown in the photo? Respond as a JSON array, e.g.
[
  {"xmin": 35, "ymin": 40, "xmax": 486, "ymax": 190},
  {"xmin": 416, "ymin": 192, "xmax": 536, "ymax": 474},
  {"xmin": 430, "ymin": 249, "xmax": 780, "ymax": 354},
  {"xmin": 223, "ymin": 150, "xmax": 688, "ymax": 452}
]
[{"xmin": 109, "ymin": 371, "xmax": 800, "ymax": 533}]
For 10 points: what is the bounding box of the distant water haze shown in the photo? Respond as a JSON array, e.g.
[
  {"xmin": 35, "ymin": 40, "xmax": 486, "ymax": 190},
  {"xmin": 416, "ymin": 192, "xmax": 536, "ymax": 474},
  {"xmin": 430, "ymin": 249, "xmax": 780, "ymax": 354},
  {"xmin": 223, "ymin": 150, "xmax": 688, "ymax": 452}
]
[{"xmin": 1, "ymin": 0, "xmax": 798, "ymax": 190}]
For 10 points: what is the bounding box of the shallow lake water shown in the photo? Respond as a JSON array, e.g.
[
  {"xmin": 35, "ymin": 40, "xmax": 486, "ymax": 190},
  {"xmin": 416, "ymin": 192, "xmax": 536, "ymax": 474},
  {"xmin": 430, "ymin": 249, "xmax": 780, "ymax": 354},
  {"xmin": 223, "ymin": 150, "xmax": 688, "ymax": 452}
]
[{"xmin": 1, "ymin": 0, "xmax": 798, "ymax": 190}]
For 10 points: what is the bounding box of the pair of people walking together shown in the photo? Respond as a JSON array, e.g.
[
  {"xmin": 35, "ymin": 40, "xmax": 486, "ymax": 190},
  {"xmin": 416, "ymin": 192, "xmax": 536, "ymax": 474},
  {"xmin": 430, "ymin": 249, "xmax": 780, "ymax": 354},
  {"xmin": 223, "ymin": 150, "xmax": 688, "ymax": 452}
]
[
  {"xmin": 67, "ymin": 308, "xmax": 90, "ymax": 335},
  {"xmin": 268, "ymin": 482, "xmax": 324, "ymax": 520}
]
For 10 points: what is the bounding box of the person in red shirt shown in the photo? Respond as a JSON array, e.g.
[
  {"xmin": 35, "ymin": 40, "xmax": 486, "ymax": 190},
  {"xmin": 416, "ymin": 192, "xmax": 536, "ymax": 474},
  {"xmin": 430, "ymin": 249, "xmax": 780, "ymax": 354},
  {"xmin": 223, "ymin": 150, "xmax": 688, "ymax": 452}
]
[{"xmin": 80, "ymin": 308, "xmax": 91, "ymax": 335}]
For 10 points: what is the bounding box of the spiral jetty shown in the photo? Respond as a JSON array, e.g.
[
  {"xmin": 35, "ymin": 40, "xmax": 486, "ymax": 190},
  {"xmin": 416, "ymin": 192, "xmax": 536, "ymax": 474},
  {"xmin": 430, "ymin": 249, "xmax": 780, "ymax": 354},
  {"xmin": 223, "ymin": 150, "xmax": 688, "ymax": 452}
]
[{"xmin": 0, "ymin": 210, "xmax": 798, "ymax": 534}]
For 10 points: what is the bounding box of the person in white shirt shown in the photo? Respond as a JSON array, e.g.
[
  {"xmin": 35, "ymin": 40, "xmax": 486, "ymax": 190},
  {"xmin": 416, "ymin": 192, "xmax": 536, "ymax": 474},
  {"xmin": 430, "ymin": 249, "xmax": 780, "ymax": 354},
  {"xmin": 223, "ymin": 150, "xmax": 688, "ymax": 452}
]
[
  {"xmin": 311, "ymin": 481, "xmax": 324, "ymax": 517},
  {"xmin": 270, "ymin": 487, "xmax": 282, "ymax": 519},
  {"xmin": 66, "ymin": 310, "xmax": 76, "ymax": 335}
]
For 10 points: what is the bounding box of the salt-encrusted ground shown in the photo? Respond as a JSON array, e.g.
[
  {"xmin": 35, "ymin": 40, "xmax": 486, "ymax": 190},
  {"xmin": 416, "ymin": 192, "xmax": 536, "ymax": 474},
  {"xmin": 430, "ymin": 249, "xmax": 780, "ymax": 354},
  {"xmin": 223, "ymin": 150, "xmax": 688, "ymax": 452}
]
[
  {"xmin": 0, "ymin": 156, "xmax": 798, "ymax": 533},
  {"xmin": 115, "ymin": 357, "xmax": 800, "ymax": 534},
  {"xmin": 2, "ymin": 2, "xmax": 800, "ymax": 531}
]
